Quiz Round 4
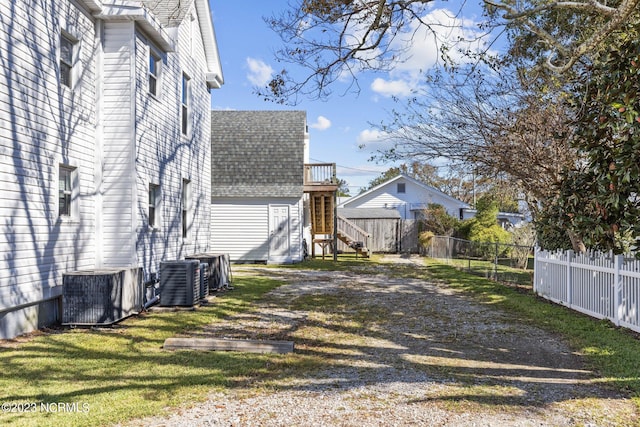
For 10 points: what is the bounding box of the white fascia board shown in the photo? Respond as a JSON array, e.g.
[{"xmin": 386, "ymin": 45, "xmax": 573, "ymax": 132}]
[
  {"xmin": 195, "ymin": 0, "xmax": 224, "ymax": 89},
  {"xmin": 94, "ymin": 1, "xmax": 175, "ymax": 52},
  {"xmin": 78, "ymin": 0, "xmax": 103, "ymax": 13}
]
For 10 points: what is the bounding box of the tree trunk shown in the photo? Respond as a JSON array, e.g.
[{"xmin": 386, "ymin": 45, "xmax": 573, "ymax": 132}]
[{"xmin": 567, "ymin": 230, "xmax": 586, "ymax": 253}]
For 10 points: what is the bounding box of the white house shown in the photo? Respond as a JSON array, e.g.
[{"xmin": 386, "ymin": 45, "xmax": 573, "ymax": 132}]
[
  {"xmin": 340, "ymin": 174, "xmax": 471, "ymax": 220},
  {"xmin": 0, "ymin": 0, "xmax": 223, "ymax": 339},
  {"xmin": 209, "ymin": 111, "xmax": 309, "ymax": 264}
]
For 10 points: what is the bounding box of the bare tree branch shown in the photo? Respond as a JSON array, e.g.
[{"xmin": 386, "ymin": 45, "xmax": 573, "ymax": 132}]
[{"xmin": 262, "ymin": 0, "xmax": 639, "ymax": 102}]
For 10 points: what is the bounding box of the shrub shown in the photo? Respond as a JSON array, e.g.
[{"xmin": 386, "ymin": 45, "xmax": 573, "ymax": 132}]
[{"xmin": 419, "ymin": 231, "xmax": 435, "ymax": 249}]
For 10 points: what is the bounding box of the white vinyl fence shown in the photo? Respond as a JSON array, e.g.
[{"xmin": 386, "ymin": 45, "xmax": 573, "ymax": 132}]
[{"xmin": 534, "ymin": 248, "xmax": 640, "ymax": 333}]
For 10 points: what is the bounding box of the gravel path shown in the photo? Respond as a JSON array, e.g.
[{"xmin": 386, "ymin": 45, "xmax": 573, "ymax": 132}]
[{"xmin": 130, "ymin": 255, "xmax": 637, "ymax": 426}]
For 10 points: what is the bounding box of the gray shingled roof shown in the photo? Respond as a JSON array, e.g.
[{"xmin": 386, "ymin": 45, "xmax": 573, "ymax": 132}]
[
  {"xmin": 141, "ymin": 0, "xmax": 193, "ymax": 27},
  {"xmin": 210, "ymin": 111, "xmax": 307, "ymax": 198}
]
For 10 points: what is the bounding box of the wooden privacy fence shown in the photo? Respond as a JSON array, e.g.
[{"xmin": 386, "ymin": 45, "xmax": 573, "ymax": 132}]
[
  {"xmin": 336, "ymin": 219, "xmax": 419, "ymax": 253},
  {"xmin": 534, "ymin": 249, "xmax": 640, "ymax": 334}
]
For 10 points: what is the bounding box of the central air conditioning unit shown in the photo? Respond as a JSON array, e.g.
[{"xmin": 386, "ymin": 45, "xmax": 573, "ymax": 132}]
[
  {"xmin": 62, "ymin": 267, "xmax": 143, "ymax": 326},
  {"xmin": 159, "ymin": 260, "xmax": 200, "ymax": 307},
  {"xmin": 185, "ymin": 253, "xmax": 232, "ymax": 292}
]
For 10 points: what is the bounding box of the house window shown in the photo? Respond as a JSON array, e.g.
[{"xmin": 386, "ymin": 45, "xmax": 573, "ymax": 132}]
[
  {"xmin": 397, "ymin": 183, "xmax": 406, "ymax": 194},
  {"xmin": 148, "ymin": 184, "xmax": 160, "ymax": 228},
  {"xmin": 60, "ymin": 33, "xmax": 76, "ymax": 88},
  {"xmin": 181, "ymin": 73, "xmax": 190, "ymax": 135},
  {"xmin": 149, "ymin": 51, "xmax": 160, "ymax": 96},
  {"xmin": 58, "ymin": 165, "xmax": 76, "ymax": 217},
  {"xmin": 182, "ymin": 179, "xmax": 191, "ymax": 239}
]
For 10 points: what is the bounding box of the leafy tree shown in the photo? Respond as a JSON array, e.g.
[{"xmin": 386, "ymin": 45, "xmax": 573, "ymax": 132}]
[
  {"xmin": 420, "ymin": 204, "xmax": 459, "ymax": 236},
  {"xmin": 336, "ymin": 178, "xmax": 351, "ymax": 196},
  {"xmin": 486, "ymin": 0, "xmax": 640, "ymax": 73},
  {"xmin": 552, "ymin": 31, "xmax": 640, "ymax": 253},
  {"xmin": 461, "ymin": 196, "xmax": 512, "ymax": 258}
]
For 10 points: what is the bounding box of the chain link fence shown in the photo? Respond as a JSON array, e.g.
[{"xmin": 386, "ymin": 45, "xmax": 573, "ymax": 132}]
[{"xmin": 425, "ymin": 236, "xmax": 534, "ymax": 287}]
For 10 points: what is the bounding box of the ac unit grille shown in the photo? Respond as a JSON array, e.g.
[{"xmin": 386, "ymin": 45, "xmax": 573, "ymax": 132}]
[
  {"xmin": 62, "ymin": 268, "xmax": 143, "ymax": 325},
  {"xmin": 159, "ymin": 260, "xmax": 200, "ymax": 306},
  {"xmin": 199, "ymin": 263, "xmax": 209, "ymax": 299}
]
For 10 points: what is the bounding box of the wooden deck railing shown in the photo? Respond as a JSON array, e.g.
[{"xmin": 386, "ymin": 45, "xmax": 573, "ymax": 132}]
[{"xmin": 304, "ymin": 163, "xmax": 337, "ymax": 185}]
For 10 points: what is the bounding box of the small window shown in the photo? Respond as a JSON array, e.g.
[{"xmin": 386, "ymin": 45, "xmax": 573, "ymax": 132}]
[
  {"xmin": 149, "ymin": 51, "xmax": 160, "ymax": 96},
  {"xmin": 181, "ymin": 73, "xmax": 190, "ymax": 135},
  {"xmin": 59, "ymin": 165, "xmax": 76, "ymax": 217},
  {"xmin": 148, "ymin": 184, "xmax": 160, "ymax": 228},
  {"xmin": 397, "ymin": 183, "xmax": 406, "ymax": 194},
  {"xmin": 60, "ymin": 33, "xmax": 75, "ymax": 88},
  {"xmin": 182, "ymin": 179, "xmax": 191, "ymax": 239}
]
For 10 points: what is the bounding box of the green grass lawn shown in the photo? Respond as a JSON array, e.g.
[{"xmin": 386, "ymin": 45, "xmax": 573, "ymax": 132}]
[
  {"xmin": 0, "ymin": 275, "xmax": 290, "ymax": 427},
  {"xmin": 1, "ymin": 255, "xmax": 639, "ymax": 426},
  {"xmin": 434, "ymin": 256, "xmax": 534, "ymax": 287}
]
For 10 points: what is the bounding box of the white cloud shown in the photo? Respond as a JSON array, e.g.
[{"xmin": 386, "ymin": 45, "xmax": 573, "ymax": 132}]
[
  {"xmin": 246, "ymin": 57, "xmax": 273, "ymax": 86},
  {"xmin": 357, "ymin": 129, "xmax": 386, "ymax": 144},
  {"xmin": 370, "ymin": 78, "xmax": 413, "ymax": 98},
  {"xmin": 310, "ymin": 116, "xmax": 332, "ymax": 130},
  {"xmin": 369, "ymin": 8, "xmax": 493, "ymax": 98},
  {"xmin": 357, "ymin": 129, "xmax": 396, "ymax": 153}
]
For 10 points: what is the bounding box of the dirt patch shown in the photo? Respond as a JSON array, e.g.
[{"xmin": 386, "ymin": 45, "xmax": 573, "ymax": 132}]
[{"xmin": 139, "ymin": 255, "xmax": 638, "ymax": 426}]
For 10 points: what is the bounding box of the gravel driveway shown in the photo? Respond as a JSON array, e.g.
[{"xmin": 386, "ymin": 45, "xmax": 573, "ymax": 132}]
[{"xmin": 133, "ymin": 255, "xmax": 637, "ymax": 426}]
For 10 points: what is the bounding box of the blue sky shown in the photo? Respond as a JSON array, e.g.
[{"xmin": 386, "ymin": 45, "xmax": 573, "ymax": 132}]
[{"xmin": 209, "ymin": 1, "xmax": 490, "ymax": 194}]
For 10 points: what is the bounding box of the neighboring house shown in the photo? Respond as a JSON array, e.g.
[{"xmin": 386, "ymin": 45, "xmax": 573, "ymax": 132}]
[
  {"xmin": 210, "ymin": 111, "xmax": 309, "ymax": 264},
  {"xmin": 340, "ymin": 174, "xmax": 471, "ymax": 220},
  {"xmin": 0, "ymin": 0, "xmax": 223, "ymax": 339},
  {"xmin": 461, "ymin": 209, "xmax": 526, "ymax": 229}
]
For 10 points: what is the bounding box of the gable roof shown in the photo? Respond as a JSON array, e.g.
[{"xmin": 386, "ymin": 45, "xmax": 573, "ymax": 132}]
[
  {"xmin": 210, "ymin": 111, "xmax": 307, "ymax": 198},
  {"xmin": 340, "ymin": 173, "xmax": 470, "ymax": 209},
  {"xmin": 143, "ymin": 0, "xmax": 223, "ymax": 88}
]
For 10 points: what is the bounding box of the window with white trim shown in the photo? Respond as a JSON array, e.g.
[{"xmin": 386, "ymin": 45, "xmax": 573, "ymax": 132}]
[
  {"xmin": 58, "ymin": 165, "xmax": 77, "ymax": 217},
  {"xmin": 181, "ymin": 73, "xmax": 191, "ymax": 135},
  {"xmin": 182, "ymin": 179, "xmax": 191, "ymax": 239},
  {"xmin": 149, "ymin": 50, "xmax": 160, "ymax": 96},
  {"xmin": 148, "ymin": 183, "xmax": 160, "ymax": 228},
  {"xmin": 59, "ymin": 33, "xmax": 76, "ymax": 88}
]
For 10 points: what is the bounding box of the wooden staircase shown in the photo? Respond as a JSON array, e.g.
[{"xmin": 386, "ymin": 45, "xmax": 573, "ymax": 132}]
[
  {"xmin": 336, "ymin": 215, "xmax": 370, "ymax": 258},
  {"xmin": 305, "ymin": 163, "xmax": 370, "ymax": 259}
]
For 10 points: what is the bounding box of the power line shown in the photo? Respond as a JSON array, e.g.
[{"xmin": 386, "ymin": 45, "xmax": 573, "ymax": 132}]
[{"xmin": 309, "ymin": 158, "xmax": 386, "ymax": 174}]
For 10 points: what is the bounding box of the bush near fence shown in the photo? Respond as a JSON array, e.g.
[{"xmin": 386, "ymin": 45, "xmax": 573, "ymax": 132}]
[{"xmin": 426, "ymin": 236, "xmax": 534, "ymax": 287}]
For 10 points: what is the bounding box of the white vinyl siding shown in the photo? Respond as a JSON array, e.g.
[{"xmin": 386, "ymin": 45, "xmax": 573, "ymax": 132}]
[
  {"xmin": 0, "ymin": 0, "xmax": 96, "ymax": 328},
  {"xmin": 211, "ymin": 198, "xmax": 303, "ymax": 263},
  {"xmin": 101, "ymin": 21, "xmax": 136, "ymax": 267},
  {"xmin": 134, "ymin": 9, "xmax": 211, "ymax": 278},
  {"xmin": 343, "ymin": 179, "xmax": 467, "ymax": 220},
  {"xmin": 0, "ymin": 0, "xmax": 219, "ymax": 339}
]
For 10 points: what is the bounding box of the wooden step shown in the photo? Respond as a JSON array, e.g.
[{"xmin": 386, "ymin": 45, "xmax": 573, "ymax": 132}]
[{"xmin": 164, "ymin": 337, "xmax": 294, "ymax": 354}]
